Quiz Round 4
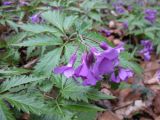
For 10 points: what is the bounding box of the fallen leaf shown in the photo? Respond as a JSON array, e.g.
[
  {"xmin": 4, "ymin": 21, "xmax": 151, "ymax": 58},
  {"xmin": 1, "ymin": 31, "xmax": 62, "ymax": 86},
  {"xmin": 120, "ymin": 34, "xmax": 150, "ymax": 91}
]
[
  {"xmin": 98, "ymin": 111, "xmax": 121, "ymax": 120},
  {"xmin": 153, "ymin": 91, "xmax": 160, "ymax": 115},
  {"xmin": 144, "ymin": 71, "xmax": 160, "ymax": 85},
  {"xmin": 115, "ymin": 100, "xmax": 146, "ymax": 119},
  {"xmin": 155, "ymin": 116, "xmax": 160, "ymax": 120}
]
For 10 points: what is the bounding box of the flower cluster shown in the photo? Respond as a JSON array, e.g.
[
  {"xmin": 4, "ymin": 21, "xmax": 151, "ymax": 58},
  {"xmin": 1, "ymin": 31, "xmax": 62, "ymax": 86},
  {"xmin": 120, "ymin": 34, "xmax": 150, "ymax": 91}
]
[
  {"xmin": 100, "ymin": 29, "xmax": 111, "ymax": 37},
  {"xmin": 54, "ymin": 42, "xmax": 133, "ymax": 86},
  {"xmin": 112, "ymin": 2, "xmax": 126, "ymax": 14},
  {"xmin": 144, "ymin": 9, "xmax": 157, "ymax": 23},
  {"xmin": 3, "ymin": 1, "xmax": 29, "ymax": 6},
  {"xmin": 111, "ymin": 68, "xmax": 133, "ymax": 83},
  {"xmin": 3, "ymin": 1, "xmax": 13, "ymax": 5},
  {"xmin": 139, "ymin": 40, "xmax": 153, "ymax": 61},
  {"xmin": 112, "ymin": 1, "xmax": 132, "ymax": 14}
]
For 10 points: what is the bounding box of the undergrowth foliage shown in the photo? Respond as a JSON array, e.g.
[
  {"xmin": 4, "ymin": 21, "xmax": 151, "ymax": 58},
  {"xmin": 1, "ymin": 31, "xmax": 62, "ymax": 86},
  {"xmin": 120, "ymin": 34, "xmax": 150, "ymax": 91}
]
[{"xmin": 0, "ymin": 0, "xmax": 159, "ymax": 120}]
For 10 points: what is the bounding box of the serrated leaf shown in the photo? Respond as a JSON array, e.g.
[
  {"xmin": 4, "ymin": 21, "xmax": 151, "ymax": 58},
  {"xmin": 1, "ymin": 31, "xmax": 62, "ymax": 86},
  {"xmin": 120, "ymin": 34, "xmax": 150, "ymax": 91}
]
[
  {"xmin": 157, "ymin": 44, "xmax": 160, "ymax": 54},
  {"xmin": 7, "ymin": 32, "xmax": 27, "ymax": 45},
  {"xmin": 19, "ymin": 24, "xmax": 61, "ymax": 34},
  {"xmin": 63, "ymin": 103, "xmax": 104, "ymax": 112},
  {"xmin": 61, "ymin": 79, "xmax": 89, "ymax": 102},
  {"xmin": 118, "ymin": 82, "xmax": 131, "ymax": 89},
  {"xmin": 88, "ymin": 11, "xmax": 101, "ymax": 21},
  {"xmin": 145, "ymin": 32, "xmax": 155, "ymax": 40},
  {"xmin": 84, "ymin": 32, "xmax": 113, "ymax": 46},
  {"xmin": 12, "ymin": 35, "xmax": 62, "ymax": 47},
  {"xmin": 63, "ymin": 16, "xmax": 77, "ymax": 31},
  {"xmin": 0, "ymin": 68, "xmax": 31, "ymax": 75},
  {"xmin": 35, "ymin": 47, "xmax": 63, "ymax": 76},
  {"xmin": 120, "ymin": 54, "xmax": 143, "ymax": 74},
  {"xmin": 3, "ymin": 94, "xmax": 45, "ymax": 115},
  {"xmin": 0, "ymin": 75, "xmax": 45, "ymax": 92},
  {"xmin": 77, "ymin": 111, "xmax": 97, "ymax": 120},
  {"xmin": 87, "ymin": 89, "xmax": 116, "ymax": 100},
  {"xmin": 42, "ymin": 11, "xmax": 64, "ymax": 32},
  {"xmin": 0, "ymin": 100, "xmax": 15, "ymax": 120}
]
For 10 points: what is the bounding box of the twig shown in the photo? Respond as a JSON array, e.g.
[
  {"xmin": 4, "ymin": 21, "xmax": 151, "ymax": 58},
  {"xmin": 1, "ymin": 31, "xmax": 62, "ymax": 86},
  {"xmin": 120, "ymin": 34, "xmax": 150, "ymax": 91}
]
[{"xmin": 113, "ymin": 101, "xmax": 134, "ymax": 111}]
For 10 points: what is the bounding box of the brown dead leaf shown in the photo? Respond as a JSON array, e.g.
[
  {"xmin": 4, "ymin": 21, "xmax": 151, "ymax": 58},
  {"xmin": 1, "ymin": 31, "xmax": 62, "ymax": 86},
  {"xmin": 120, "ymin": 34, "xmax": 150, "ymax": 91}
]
[
  {"xmin": 144, "ymin": 72, "xmax": 160, "ymax": 85},
  {"xmin": 153, "ymin": 91, "xmax": 160, "ymax": 115},
  {"xmin": 118, "ymin": 88, "xmax": 141, "ymax": 103},
  {"xmin": 20, "ymin": 113, "xmax": 30, "ymax": 120},
  {"xmin": 0, "ymin": 25, "xmax": 8, "ymax": 35},
  {"xmin": 96, "ymin": 88, "xmax": 113, "ymax": 109},
  {"xmin": 101, "ymin": 88, "xmax": 112, "ymax": 95},
  {"xmin": 140, "ymin": 117, "xmax": 153, "ymax": 120},
  {"xmin": 115, "ymin": 100, "xmax": 146, "ymax": 119},
  {"xmin": 155, "ymin": 116, "xmax": 160, "ymax": 120},
  {"xmin": 113, "ymin": 39, "xmax": 121, "ymax": 46},
  {"xmin": 98, "ymin": 111, "xmax": 121, "ymax": 120},
  {"xmin": 141, "ymin": 60, "xmax": 160, "ymax": 73}
]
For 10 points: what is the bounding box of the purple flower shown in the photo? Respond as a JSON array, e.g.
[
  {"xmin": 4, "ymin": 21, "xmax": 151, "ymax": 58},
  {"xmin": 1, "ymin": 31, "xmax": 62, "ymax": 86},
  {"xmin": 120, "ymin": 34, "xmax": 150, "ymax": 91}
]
[
  {"xmin": 127, "ymin": 5, "xmax": 132, "ymax": 11},
  {"xmin": 19, "ymin": 1, "xmax": 29, "ymax": 6},
  {"xmin": 115, "ymin": 6, "xmax": 126, "ymax": 14},
  {"xmin": 54, "ymin": 54, "xmax": 77, "ymax": 78},
  {"xmin": 30, "ymin": 13, "xmax": 42, "ymax": 23},
  {"xmin": 123, "ymin": 21, "xmax": 128, "ymax": 29},
  {"xmin": 112, "ymin": 1, "xmax": 126, "ymax": 14},
  {"xmin": 3, "ymin": 1, "xmax": 13, "ymax": 5},
  {"xmin": 54, "ymin": 41, "xmax": 125, "ymax": 86},
  {"xmin": 139, "ymin": 40, "xmax": 153, "ymax": 61},
  {"xmin": 92, "ymin": 43, "xmax": 119, "ymax": 76},
  {"xmin": 111, "ymin": 68, "xmax": 133, "ymax": 83},
  {"xmin": 144, "ymin": 9, "xmax": 157, "ymax": 23},
  {"xmin": 100, "ymin": 29, "xmax": 111, "ymax": 37},
  {"xmin": 75, "ymin": 53, "xmax": 99, "ymax": 86},
  {"xmin": 157, "ymin": 69, "xmax": 160, "ymax": 80},
  {"xmin": 115, "ymin": 42, "xmax": 125, "ymax": 53},
  {"xmin": 135, "ymin": 0, "xmax": 145, "ymax": 6},
  {"xmin": 100, "ymin": 41, "xmax": 110, "ymax": 50}
]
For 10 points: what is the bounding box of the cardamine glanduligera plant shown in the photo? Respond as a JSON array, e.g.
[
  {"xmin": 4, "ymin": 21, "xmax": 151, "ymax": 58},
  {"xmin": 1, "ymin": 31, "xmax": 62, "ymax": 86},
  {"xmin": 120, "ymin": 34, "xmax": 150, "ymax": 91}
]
[{"xmin": 0, "ymin": 0, "xmax": 160, "ymax": 120}]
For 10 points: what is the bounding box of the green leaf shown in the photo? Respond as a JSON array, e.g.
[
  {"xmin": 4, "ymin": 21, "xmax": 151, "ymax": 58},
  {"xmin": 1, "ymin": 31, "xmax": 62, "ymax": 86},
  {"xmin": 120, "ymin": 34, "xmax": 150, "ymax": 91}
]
[
  {"xmin": 118, "ymin": 82, "xmax": 131, "ymax": 89},
  {"xmin": 6, "ymin": 20, "xmax": 18, "ymax": 32},
  {"xmin": 0, "ymin": 100, "xmax": 15, "ymax": 120},
  {"xmin": 120, "ymin": 53, "xmax": 143, "ymax": 74},
  {"xmin": 61, "ymin": 79, "xmax": 89, "ymax": 102},
  {"xmin": 12, "ymin": 35, "xmax": 62, "ymax": 47},
  {"xmin": 145, "ymin": 32, "xmax": 155, "ymax": 40},
  {"xmin": 63, "ymin": 16, "xmax": 77, "ymax": 31},
  {"xmin": 88, "ymin": 11, "xmax": 101, "ymax": 22},
  {"xmin": 7, "ymin": 32, "xmax": 27, "ymax": 45},
  {"xmin": 87, "ymin": 89, "xmax": 116, "ymax": 100},
  {"xmin": 0, "ymin": 75, "xmax": 45, "ymax": 92},
  {"xmin": 3, "ymin": 94, "xmax": 45, "ymax": 115},
  {"xmin": 77, "ymin": 111, "xmax": 97, "ymax": 120},
  {"xmin": 34, "ymin": 47, "xmax": 63, "ymax": 76},
  {"xmin": 63, "ymin": 103, "xmax": 104, "ymax": 112},
  {"xmin": 157, "ymin": 44, "xmax": 160, "ymax": 54},
  {"xmin": 0, "ymin": 68, "xmax": 31, "ymax": 75},
  {"xmin": 84, "ymin": 32, "xmax": 113, "ymax": 46},
  {"xmin": 19, "ymin": 24, "xmax": 61, "ymax": 34},
  {"xmin": 42, "ymin": 11, "xmax": 64, "ymax": 32}
]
